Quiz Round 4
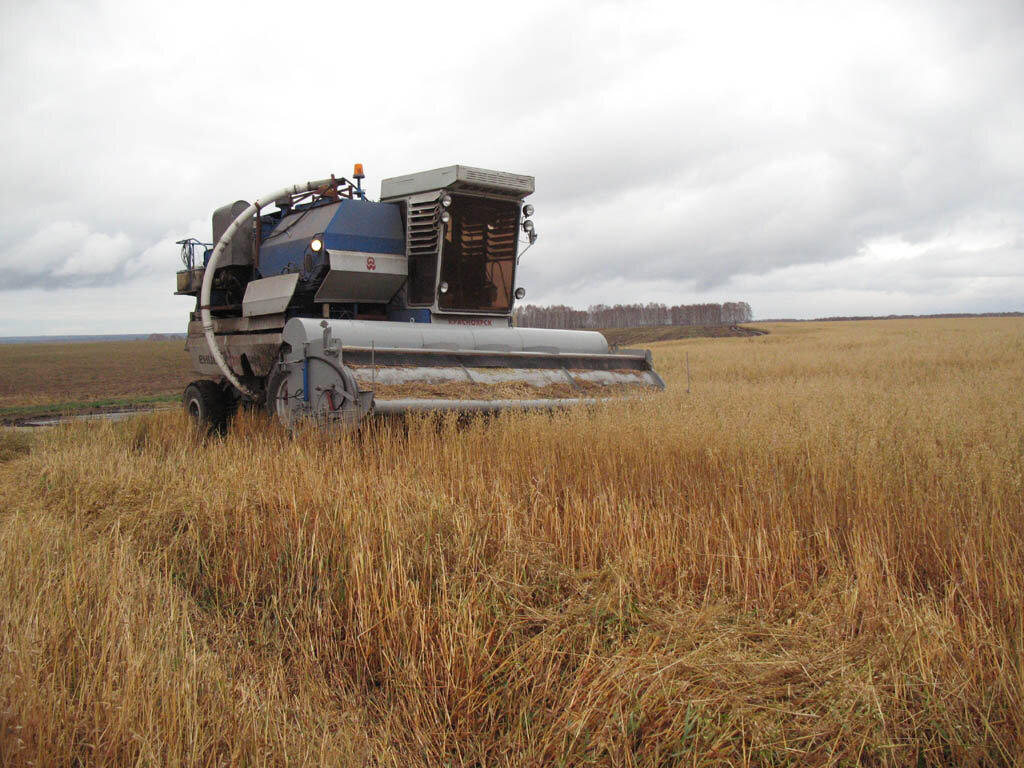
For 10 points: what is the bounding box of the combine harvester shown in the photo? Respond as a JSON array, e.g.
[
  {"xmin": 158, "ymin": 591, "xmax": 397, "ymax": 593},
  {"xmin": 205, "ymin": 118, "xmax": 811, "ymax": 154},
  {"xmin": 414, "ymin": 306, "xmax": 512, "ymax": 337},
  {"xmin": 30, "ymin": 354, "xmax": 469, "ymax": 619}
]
[{"xmin": 175, "ymin": 164, "xmax": 665, "ymax": 430}]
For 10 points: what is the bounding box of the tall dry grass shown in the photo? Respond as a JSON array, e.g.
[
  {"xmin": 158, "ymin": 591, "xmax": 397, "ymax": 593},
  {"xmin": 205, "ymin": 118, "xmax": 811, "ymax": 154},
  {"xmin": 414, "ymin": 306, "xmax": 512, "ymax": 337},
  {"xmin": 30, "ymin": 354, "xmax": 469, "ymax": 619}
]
[{"xmin": 1, "ymin": 318, "xmax": 1022, "ymax": 766}]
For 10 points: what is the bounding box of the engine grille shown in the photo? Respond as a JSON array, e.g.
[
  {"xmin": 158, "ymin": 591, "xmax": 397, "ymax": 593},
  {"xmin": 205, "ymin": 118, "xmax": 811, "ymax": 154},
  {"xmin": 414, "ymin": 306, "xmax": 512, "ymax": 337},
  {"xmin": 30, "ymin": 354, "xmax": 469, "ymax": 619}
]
[
  {"xmin": 459, "ymin": 167, "xmax": 534, "ymax": 195},
  {"xmin": 406, "ymin": 198, "xmax": 441, "ymax": 305}
]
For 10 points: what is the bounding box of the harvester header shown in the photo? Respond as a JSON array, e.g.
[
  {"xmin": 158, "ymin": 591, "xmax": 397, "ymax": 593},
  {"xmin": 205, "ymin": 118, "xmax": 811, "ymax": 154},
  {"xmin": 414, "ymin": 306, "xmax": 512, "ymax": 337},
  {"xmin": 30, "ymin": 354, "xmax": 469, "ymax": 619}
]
[{"xmin": 175, "ymin": 164, "xmax": 664, "ymax": 430}]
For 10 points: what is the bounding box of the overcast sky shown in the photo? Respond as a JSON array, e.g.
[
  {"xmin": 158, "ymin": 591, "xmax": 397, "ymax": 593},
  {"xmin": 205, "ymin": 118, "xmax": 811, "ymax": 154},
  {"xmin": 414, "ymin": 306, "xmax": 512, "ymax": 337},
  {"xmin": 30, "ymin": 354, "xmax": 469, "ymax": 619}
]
[{"xmin": 1, "ymin": 0, "xmax": 1021, "ymax": 334}]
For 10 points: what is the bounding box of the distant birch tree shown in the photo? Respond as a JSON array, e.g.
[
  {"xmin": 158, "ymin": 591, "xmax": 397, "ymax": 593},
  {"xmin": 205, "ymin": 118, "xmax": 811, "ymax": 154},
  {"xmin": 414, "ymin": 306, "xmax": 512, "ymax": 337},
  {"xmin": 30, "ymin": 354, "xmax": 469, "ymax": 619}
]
[{"xmin": 514, "ymin": 301, "xmax": 754, "ymax": 329}]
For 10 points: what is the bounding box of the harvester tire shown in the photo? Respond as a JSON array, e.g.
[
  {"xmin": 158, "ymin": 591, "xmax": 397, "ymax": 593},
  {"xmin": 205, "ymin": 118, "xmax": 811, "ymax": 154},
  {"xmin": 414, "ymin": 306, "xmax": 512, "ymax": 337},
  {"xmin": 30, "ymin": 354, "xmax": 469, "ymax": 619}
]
[
  {"xmin": 183, "ymin": 380, "xmax": 228, "ymax": 434},
  {"xmin": 265, "ymin": 368, "xmax": 290, "ymax": 425}
]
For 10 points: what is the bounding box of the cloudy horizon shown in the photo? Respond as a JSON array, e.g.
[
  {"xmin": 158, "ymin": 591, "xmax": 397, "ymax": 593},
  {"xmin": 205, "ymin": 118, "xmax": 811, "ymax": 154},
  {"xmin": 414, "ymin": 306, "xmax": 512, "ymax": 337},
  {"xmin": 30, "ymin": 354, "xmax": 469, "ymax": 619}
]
[{"xmin": 1, "ymin": 0, "xmax": 1022, "ymax": 335}]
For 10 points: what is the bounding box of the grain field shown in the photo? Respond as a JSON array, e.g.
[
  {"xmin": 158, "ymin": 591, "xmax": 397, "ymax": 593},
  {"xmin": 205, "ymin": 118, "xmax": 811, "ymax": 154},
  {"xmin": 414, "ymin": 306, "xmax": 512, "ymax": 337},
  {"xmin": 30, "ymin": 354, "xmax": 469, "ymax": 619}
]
[{"xmin": 1, "ymin": 318, "xmax": 1022, "ymax": 766}]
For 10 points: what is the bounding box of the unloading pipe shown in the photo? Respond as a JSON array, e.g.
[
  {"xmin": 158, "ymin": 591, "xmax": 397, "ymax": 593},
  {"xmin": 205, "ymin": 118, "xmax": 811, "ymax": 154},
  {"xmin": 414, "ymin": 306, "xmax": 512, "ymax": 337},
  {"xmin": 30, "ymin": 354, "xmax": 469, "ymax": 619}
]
[{"xmin": 199, "ymin": 178, "xmax": 334, "ymax": 398}]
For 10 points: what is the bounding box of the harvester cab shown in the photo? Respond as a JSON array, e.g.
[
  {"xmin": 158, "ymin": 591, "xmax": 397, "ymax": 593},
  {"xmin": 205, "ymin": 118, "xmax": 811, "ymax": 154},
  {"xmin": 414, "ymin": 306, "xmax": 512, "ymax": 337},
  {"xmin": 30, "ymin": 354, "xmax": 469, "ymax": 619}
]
[{"xmin": 175, "ymin": 164, "xmax": 664, "ymax": 430}]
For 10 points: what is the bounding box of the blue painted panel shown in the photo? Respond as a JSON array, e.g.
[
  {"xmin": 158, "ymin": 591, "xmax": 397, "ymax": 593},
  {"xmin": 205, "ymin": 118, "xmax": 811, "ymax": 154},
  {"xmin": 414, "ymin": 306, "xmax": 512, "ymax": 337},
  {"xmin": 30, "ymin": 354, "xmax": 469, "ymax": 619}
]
[
  {"xmin": 324, "ymin": 200, "xmax": 404, "ymax": 255},
  {"xmin": 387, "ymin": 308, "xmax": 432, "ymax": 323},
  {"xmin": 259, "ymin": 242, "xmax": 307, "ymax": 277},
  {"xmin": 258, "ymin": 199, "xmax": 405, "ymax": 278},
  {"xmin": 322, "ymin": 232, "xmax": 405, "ymax": 254}
]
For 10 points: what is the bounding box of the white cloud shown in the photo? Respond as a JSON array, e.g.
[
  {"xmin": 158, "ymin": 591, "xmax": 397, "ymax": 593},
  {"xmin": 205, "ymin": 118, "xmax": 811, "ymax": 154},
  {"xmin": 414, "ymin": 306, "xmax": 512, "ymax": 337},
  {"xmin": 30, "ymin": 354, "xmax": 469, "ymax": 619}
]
[
  {"xmin": 1, "ymin": 221, "xmax": 90, "ymax": 275},
  {"xmin": 54, "ymin": 230, "xmax": 133, "ymax": 276},
  {"xmin": 124, "ymin": 220, "xmax": 207, "ymax": 278},
  {"xmin": 1, "ymin": 221, "xmax": 133, "ymax": 285}
]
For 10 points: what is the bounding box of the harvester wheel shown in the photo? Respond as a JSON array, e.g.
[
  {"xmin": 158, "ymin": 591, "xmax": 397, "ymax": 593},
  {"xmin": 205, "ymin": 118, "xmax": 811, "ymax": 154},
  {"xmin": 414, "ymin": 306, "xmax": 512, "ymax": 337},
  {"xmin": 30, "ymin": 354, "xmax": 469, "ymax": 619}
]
[
  {"xmin": 183, "ymin": 380, "xmax": 228, "ymax": 434},
  {"xmin": 265, "ymin": 368, "xmax": 290, "ymax": 425}
]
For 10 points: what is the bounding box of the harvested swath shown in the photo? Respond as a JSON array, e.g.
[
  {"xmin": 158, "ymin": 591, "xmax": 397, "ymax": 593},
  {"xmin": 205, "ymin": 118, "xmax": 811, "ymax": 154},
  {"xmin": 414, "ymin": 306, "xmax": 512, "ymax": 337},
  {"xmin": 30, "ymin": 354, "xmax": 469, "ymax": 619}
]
[{"xmin": 355, "ymin": 377, "xmax": 647, "ymax": 401}]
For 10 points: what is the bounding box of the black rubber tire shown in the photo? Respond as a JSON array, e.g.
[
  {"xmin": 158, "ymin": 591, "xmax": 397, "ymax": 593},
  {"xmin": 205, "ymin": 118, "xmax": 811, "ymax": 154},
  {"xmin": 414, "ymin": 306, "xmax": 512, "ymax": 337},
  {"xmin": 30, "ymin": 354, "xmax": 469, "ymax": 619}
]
[
  {"xmin": 183, "ymin": 380, "xmax": 228, "ymax": 434},
  {"xmin": 265, "ymin": 368, "xmax": 290, "ymax": 425}
]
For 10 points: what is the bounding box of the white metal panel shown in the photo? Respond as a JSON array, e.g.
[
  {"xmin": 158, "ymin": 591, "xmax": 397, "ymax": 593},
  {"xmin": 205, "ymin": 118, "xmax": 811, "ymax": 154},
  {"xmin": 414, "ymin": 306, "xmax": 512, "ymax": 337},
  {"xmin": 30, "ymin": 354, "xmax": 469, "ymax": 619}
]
[
  {"xmin": 314, "ymin": 250, "xmax": 408, "ymax": 303},
  {"xmin": 380, "ymin": 167, "xmax": 458, "ymax": 199},
  {"xmin": 282, "ymin": 317, "xmax": 610, "ymax": 355},
  {"xmin": 242, "ymin": 273, "xmax": 299, "ymax": 317},
  {"xmin": 380, "ymin": 165, "xmax": 535, "ymax": 199},
  {"xmin": 327, "ymin": 250, "xmax": 406, "ymax": 277},
  {"xmin": 431, "ymin": 315, "xmax": 509, "ymax": 328}
]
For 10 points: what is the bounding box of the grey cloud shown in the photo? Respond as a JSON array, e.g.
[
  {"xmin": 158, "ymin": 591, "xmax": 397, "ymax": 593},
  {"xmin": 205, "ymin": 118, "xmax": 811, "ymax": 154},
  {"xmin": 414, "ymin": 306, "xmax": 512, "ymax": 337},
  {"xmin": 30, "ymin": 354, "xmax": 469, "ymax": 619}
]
[
  {"xmin": 0, "ymin": 221, "xmax": 188, "ymax": 291},
  {"xmin": 507, "ymin": 0, "xmax": 1024, "ymax": 295}
]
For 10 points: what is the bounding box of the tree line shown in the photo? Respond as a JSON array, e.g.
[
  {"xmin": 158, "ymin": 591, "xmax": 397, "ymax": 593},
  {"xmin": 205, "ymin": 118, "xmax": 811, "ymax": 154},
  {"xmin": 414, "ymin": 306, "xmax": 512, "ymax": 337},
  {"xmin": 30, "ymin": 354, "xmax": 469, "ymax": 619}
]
[{"xmin": 514, "ymin": 301, "xmax": 753, "ymax": 329}]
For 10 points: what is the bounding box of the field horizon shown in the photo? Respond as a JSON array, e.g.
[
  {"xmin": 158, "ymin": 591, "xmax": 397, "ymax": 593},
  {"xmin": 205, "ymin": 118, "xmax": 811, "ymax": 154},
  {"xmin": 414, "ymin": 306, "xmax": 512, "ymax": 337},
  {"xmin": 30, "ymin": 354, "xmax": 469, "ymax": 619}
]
[
  {"xmin": 0, "ymin": 324, "xmax": 756, "ymax": 424},
  {"xmin": 2, "ymin": 308, "xmax": 1020, "ymax": 345}
]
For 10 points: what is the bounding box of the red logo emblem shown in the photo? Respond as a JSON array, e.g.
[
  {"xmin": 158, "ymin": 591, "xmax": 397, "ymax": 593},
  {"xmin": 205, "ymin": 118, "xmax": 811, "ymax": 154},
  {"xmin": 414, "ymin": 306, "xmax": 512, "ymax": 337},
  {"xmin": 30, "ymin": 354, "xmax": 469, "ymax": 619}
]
[{"xmin": 366, "ymin": 257, "xmax": 376, "ymax": 271}]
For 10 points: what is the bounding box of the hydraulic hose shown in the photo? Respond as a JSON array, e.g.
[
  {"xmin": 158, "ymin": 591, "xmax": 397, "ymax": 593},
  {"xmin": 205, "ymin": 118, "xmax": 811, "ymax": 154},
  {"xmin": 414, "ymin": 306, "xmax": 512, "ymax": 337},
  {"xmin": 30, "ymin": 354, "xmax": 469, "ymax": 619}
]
[{"xmin": 199, "ymin": 178, "xmax": 334, "ymax": 399}]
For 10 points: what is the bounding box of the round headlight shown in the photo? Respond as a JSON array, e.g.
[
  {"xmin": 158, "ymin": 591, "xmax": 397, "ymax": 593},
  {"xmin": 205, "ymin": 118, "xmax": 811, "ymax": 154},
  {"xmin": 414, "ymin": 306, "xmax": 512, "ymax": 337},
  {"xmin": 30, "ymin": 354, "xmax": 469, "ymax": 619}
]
[
  {"xmin": 310, "ymin": 237, "xmax": 323, "ymax": 252},
  {"xmin": 439, "ymin": 281, "xmax": 449, "ymax": 294},
  {"xmin": 522, "ymin": 219, "xmax": 534, "ymax": 233},
  {"xmin": 441, "ymin": 194, "xmax": 452, "ymax": 208},
  {"xmin": 523, "ymin": 204, "xmax": 534, "ymax": 217},
  {"xmin": 440, "ymin": 210, "xmax": 451, "ymax": 224},
  {"xmin": 514, "ymin": 287, "xmax": 526, "ymax": 300}
]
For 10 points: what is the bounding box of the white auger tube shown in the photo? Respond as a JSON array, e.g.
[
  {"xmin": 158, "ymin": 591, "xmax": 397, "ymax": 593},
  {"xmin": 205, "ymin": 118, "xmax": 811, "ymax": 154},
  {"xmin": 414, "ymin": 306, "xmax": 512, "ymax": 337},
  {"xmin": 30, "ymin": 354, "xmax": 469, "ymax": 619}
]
[{"xmin": 199, "ymin": 178, "xmax": 334, "ymax": 398}]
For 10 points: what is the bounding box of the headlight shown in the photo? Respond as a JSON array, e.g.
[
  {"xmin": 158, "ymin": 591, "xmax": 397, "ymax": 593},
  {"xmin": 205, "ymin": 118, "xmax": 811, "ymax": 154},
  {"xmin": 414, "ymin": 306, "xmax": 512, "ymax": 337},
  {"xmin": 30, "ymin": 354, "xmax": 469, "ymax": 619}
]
[
  {"xmin": 441, "ymin": 194, "xmax": 452, "ymax": 208},
  {"xmin": 439, "ymin": 281, "xmax": 449, "ymax": 294},
  {"xmin": 522, "ymin": 219, "xmax": 534, "ymax": 233},
  {"xmin": 440, "ymin": 210, "xmax": 451, "ymax": 224},
  {"xmin": 310, "ymin": 237, "xmax": 323, "ymax": 252},
  {"xmin": 523, "ymin": 204, "xmax": 534, "ymax": 217},
  {"xmin": 514, "ymin": 287, "xmax": 526, "ymax": 300}
]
